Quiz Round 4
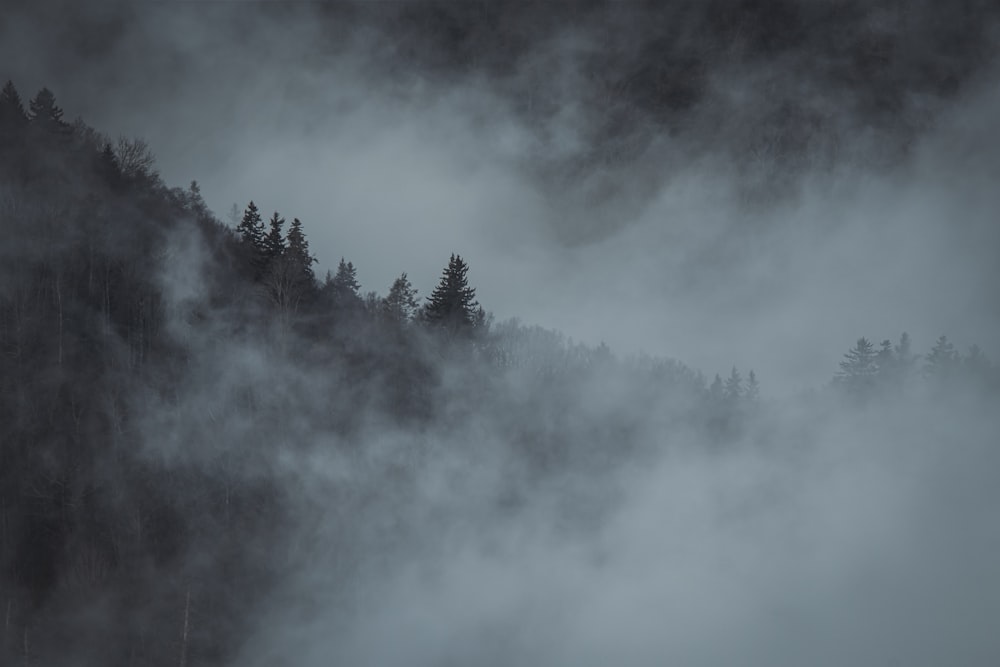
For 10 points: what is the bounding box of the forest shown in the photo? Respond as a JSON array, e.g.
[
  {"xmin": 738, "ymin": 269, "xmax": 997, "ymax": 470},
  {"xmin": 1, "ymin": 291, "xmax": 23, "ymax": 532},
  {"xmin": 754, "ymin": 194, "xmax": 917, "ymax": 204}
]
[{"xmin": 2, "ymin": 2, "xmax": 1000, "ymax": 666}]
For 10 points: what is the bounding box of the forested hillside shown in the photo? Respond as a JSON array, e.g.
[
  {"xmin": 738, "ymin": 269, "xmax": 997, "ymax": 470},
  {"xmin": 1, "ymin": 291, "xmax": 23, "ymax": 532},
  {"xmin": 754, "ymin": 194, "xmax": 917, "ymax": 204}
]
[{"xmin": 1, "ymin": 79, "xmax": 997, "ymax": 666}]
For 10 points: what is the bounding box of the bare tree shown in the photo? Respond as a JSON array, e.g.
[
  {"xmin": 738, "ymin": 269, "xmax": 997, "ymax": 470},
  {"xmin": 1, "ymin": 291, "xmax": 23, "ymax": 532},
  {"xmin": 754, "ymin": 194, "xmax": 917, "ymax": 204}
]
[{"xmin": 115, "ymin": 136, "xmax": 157, "ymax": 180}]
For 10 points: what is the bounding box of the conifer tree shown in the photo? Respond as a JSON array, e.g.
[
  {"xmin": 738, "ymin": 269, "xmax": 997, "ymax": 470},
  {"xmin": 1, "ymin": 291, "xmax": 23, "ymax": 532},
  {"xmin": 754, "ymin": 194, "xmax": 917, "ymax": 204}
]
[
  {"xmin": 285, "ymin": 217, "xmax": 316, "ymax": 283},
  {"xmin": 94, "ymin": 142, "xmax": 122, "ymax": 188},
  {"xmin": 382, "ymin": 273, "xmax": 420, "ymax": 326},
  {"xmin": 724, "ymin": 366, "xmax": 743, "ymax": 401},
  {"xmin": 925, "ymin": 335, "xmax": 959, "ymax": 382},
  {"xmin": 236, "ymin": 201, "xmax": 264, "ymax": 246},
  {"xmin": 27, "ymin": 87, "xmax": 69, "ymax": 132},
  {"xmin": 836, "ymin": 337, "xmax": 878, "ymax": 397},
  {"xmin": 709, "ymin": 373, "xmax": 724, "ymax": 400},
  {"xmin": 263, "ymin": 211, "xmax": 286, "ymax": 263},
  {"xmin": 236, "ymin": 201, "xmax": 267, "ymax": 277},
  {"xmin": 327, "ymin": 258, "xmax": 362, "ymax": 311},
  {"xmin": 745, "ymin": 370, "xmax": 760, "ymax": 402},
  {"xmin": 0, "ymin": 80, "xmax": 27, "ymax": 128},
  {"xmin": 422, "ymin": 254, "xmax": 481, "ymax": 334}
]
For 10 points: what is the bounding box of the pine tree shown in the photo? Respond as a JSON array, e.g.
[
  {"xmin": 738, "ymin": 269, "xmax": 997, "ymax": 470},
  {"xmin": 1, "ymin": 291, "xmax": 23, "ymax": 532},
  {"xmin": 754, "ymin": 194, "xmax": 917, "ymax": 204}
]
[
  {"xmin": 836, "ymin": 337, "xmax": 878, "ymax": 397},
  {"xmin": 327, "ymin": 258, "xmax": 362, "ymax": 311},
  {"xmin": 262, "ymin": 211, "xmax": 286, "ymax": 263},
  {"xmin": 709, "ymin": 373, "xmax": 724, "ymax": 400},
  {"xmin": 382, "ymin": 273, "xmax": 420, "ymax": 326},
  {"xmin": 724, "ymin": 366, "xmax": 743, "ymax": 401},
  {"xmin": 925, "ymin": 335, "xmax": 959, "ymax": 382},
  {"xmin": 235, "ymin": 201, "xmax": 266, "ymax": 277},
  {"xmin": 27, "ymin": 88, "xmax": 69, "ymax": 132},
  {"xmin": 235, "ymin": 202, "xmax": 263, "ymax": 244},
  {"xmin": 422, "ymin": 254, "xmax": 481, "ymax": 334},
  {"xmin": 745, "ymin": 370, "xmax": 760, "ymax": 402},
  {"xmin": 0, "ymin": 80, "xmax": 27, "ymax": 128},
  {"xmin": 96, "ymin": 142, "xmax": 121, "ymax": 186},
  {"xmin": 285, "ymin": 218, "xmax": 316, "ymax": 283}
]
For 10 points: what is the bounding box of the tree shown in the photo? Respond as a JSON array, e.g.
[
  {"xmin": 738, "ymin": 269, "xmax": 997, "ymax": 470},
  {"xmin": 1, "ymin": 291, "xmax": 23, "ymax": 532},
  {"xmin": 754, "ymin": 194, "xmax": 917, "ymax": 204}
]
[
  {"xmin": 0, "ymin": 80, "xmax": 27, "ymax": 129},
  {"xmin": 326, "ymin": 258, "xmax": 362, "ymax": 311},
  {"xmin": 27, "ymin": 88, "xmax": 69, "ymax": 132},
  {"xmin": 745, "ymin": 369, "xmax": 760, "ymax": 402},
  {"xmin": 96, "ymin": 142, "xmax": 121, "ymax": 186},
  {"xmin": 236, "ymin": 201, "xmax": 264, "ymax": 249},
  {"xmin": 285, "ymin": 218, "xmax": 316, "ymax": 283},
  {"xmin": 381, "ymin": 273, "xmax": 420, "ymax": 326},
  {"xmin": 709, "ymin": 373, "xmax": 724, "ymax": 400},
  {"xmin": 115, "ymin": 136, "xmax": 157, "ymax": 181},
  {"xmin": 262, "ymin": 217, "xmax": 316, "ymax": 312},
  {"xmin": 235, "ymin": 202, "xmax": 266, "ymax": 277},
  {"xmin": 724, "ymin": 366, "xmax": 743, "ymax": 401},
  {"xmin": 925, "ymin": 335, "xmax": 959, "ymax": 382},
  {"xmin": 422, "ymin": 254, "xmax": 481, "ymax": 335},
  {"xmin": 836, "ymin": 337, "xmax": 877, "ymax": 397},
  {"xmin": 262, "ymin": 212, "xmax": 286, "ymax": 263}
]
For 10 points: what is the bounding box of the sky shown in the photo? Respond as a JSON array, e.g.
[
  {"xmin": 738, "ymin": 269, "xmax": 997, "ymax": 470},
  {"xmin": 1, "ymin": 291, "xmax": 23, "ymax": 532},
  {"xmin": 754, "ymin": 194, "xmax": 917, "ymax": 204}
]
[{"xmin": 3, "ymin": 1, "xmax": 999, "ymax": 393}]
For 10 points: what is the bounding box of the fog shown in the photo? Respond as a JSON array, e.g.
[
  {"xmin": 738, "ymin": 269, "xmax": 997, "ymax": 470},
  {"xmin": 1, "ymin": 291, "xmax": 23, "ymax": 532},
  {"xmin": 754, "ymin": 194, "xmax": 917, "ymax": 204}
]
[{"xmin": 2, "ymin": 2, "xmax": 999, "ymax": 665}]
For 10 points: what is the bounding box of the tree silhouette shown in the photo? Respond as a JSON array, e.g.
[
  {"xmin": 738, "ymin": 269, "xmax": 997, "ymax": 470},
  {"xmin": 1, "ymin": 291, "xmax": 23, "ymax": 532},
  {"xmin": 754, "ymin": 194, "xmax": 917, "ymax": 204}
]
[
  {"xmin": 422, "ymin": 254, "xmax": 481, "ymax": 335},
  {"xmin": 382, "ymin": 273, "xmax": 420, "ymax": 326},
  {"xmin": 836, "ymin": 337, "xmax": 878, "ymax": 397},
  {"xmin": 27, "ymin": 87, "xmax": 69, "ymax": 131},
  {"xmin": 285, "ymin": 217, "xmax": 317, "ymax": 283},
  {"xmin": 925, "ymin": 335, "xmax": 959, "ymax": 383},
  {"xmin": 263, "ymin": 211, "xmax": 286, "ymax": 263},
  {"xmin": 0, "ymin": 80, "xmax": 27, "ymax": 129}
]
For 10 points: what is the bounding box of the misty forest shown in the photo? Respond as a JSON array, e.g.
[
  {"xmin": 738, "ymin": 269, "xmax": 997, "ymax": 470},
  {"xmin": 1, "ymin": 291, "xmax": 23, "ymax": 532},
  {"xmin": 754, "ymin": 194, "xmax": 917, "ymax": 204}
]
[{"xmin": 2, "ymin": 2, "xmax": 1000, "ymax": 666}]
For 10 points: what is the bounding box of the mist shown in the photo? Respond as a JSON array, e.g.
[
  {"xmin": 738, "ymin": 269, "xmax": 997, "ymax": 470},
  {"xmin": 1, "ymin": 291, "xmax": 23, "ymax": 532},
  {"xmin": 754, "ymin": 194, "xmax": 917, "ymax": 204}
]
[{"xmin": 2, "ymin": 2, "xmax": 999, "ymax": 666}]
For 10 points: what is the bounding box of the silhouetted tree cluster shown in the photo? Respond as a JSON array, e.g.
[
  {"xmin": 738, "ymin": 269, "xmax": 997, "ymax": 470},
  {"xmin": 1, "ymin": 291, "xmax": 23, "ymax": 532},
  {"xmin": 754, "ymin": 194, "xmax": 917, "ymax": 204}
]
[{"xmin": 833, "ymin": 332, "xmax": 997, "ymax": 402}]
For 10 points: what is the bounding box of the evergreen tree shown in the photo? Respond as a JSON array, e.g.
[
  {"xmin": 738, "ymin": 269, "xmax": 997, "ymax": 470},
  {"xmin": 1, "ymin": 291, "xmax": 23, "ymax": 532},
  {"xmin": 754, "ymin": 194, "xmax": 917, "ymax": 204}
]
[
  {"xmin": 27, "ymin": 87, "xmax": 69, "ymax": 132},
  {"xmin": 382, "ymin": 272, "xmax": 420, "ymax": 326},
  {"xmin": 422, "ymin": 254, "xmax": 481, "ymax": 334},
  {"xmin": 0, "ymin": 80, "xmax": 27, "ymax": 128},
  {"xmin": 925, "ymin": 335, "xmax": 959, "ymax": 382},
  {"xmin": 263, "ymin": 211, "xmax": 286, "ymax": 262},
  {"xmin": 709, "ymin": 373, "xmax": 724, "ymax": 400},
  {"xmin": 836, "ymin": 337, "xmax": 878, "ymax": 397},
  {"xmin": 236, "ymin": 201, "xmax": 265, "ymax": 247},
  {"xmin": 285, "ymin": 217, "xmax": 316, "ymax": 283},
  {"xmin": 745, "ymin": 369, "xmax": 760, "ymax": 402},
  {"xmin": 236, "ymin": 201, "xmax": 267, "ymax": 277},
  {"xmin": 327, "ymin": 258, "xmax": 362, "ymax": 311},
  {"xmin": 724, "ymin": 366, "xmax": 743, "ymax": 401},
  {"xmin": 876, "ymin": 339, "xmax": 894, "ymax": 369}
]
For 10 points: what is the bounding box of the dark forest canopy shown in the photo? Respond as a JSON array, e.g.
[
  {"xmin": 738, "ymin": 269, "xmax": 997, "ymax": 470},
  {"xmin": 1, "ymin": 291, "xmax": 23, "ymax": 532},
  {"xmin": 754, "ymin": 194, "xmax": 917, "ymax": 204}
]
[{"xmin": 0, "ymin": 82, "xmax": 998, "ymax": 666}]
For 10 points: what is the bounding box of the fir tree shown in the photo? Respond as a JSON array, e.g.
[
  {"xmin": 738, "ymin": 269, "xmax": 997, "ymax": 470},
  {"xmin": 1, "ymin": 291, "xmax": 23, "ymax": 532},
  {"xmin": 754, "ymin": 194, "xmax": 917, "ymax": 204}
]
[
  {"xmin": 745, "ymin": 370, "xmax": 760, "ymax": 402},
  {"xmin": 236, "ymin": 201, "xmax": 267, "ymax": 277},
  {"xmin": 0, "ymin": 80, "xmax": 27, "ymax": 128},
  {"xmin": 724, "ymin": 366, "xmax": 743, "ymax": 401},
  {"xmin": 263, "ymin": 211, "xmax": 286, "ymax": 263},
  {"xmin": 327, "ymin": 258, "xmax": 362, "ymax": 311},
  {"xmin": 27, "ymin": 87, "xmax": 69, "ymax": 132},
  {"xmin": 382, "ymin": 273, "xmax": 420, "ymax": 326},
  {"xmin": 709, "ymin": 373, "xmax": 724, "ymax": 400},
  {"xmin": 96, "ymin": 142, "xmax": 121, "ymax": 186},
  {"xmin": 285, "ymin": 217, "xmax": 316, "ymax": 283},
  {"xmin": 925, "ymin": 335, "xmax": 959, "ymax": 382},
  {"xmin": 836, "ymin": 337, "xmax": 878, "ymax": 397},
  {"xmin": 422, "ymin": 254, "xmax": 481, "ymax": 334}
]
